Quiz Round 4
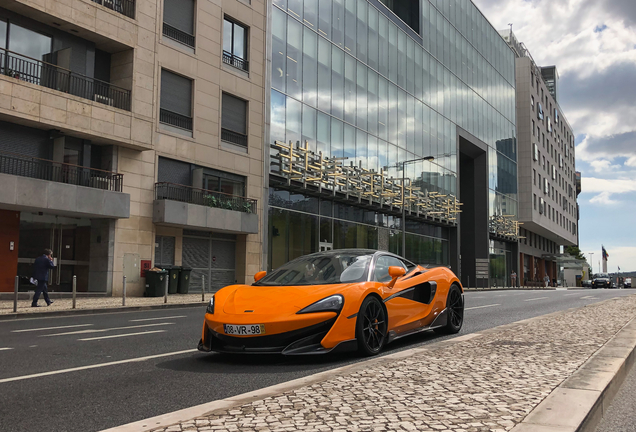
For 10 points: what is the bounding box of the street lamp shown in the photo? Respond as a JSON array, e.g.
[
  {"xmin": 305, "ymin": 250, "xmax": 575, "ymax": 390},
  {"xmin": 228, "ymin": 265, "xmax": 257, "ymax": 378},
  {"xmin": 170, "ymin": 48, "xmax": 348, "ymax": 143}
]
[{"xmin": 394, "ymin": 156, "xmax": 435, "ymax": 258}]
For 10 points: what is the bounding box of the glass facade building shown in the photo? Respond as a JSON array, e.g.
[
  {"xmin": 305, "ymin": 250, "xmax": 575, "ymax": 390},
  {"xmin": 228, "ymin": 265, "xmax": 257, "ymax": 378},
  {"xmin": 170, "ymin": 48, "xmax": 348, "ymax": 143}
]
[{"xmin": 267, "ymin": 0, "xmax": 517, "ymax": 284}]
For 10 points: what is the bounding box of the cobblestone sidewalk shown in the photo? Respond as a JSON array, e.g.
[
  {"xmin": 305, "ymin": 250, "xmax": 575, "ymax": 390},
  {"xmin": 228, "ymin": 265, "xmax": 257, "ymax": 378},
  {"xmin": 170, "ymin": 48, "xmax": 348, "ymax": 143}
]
[
  {"xmin": 152, "ymin": 295, "xmax": 636, "ymax": 432},
  {"xmin": 0, "ymin": 293, "xmax": 206, "ymax": 315}
]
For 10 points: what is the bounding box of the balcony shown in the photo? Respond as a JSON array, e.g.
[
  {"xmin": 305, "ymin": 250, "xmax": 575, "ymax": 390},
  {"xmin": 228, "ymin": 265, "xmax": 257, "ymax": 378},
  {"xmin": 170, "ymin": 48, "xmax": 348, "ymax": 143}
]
[
  {"xmin": 221, "ymin": 128, "xmax": 248, "ymax": 147},
  {"xmin": 0, "ymin": 152, "xmax": 129, "ymax": 219},
  {"xmin": 160, "ymin": 108, "xmax": 193, "ymax": 131},
  {"xmin": 162, "ymin": 23, "xmax": 195, "ymax": 48},
  {"xmin": 153, "ymin": 182, "xmax": 258, "ymax": 234},
  {"xmin": 0, "ymin": 47, "xmax": 131, "ymax": 111},
  {"xmin": 222, "ymin": 51, "xmax": 249, "ymax": 73},
  {"xmin": 91, "ymin": 0, "xmax": 136, "ymax": 19}
]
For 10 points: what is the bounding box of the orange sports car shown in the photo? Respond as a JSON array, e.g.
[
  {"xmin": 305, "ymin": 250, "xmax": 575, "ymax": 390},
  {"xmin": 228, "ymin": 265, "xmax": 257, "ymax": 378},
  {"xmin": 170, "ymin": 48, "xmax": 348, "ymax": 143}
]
[{"xmin": 198, "ymin": 249, "xmax": 464, "ymax": 356}]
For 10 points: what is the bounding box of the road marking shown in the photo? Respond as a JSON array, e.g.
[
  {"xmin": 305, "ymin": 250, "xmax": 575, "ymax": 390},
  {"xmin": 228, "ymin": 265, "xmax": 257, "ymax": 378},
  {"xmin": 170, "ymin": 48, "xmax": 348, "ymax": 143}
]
[
  {"xmin": 0, "ymin": 348, "xmax": 13, "ymax": 351},
  {"xmin": 564, "ymin": 293, "xmax": 580, "ymax": 296},
  {"xmin": 41, "ymin": 322, "xmax": 175, "ymax": 337},
  {"xmin": 524, "ymin": 297, "xmax": 549, "ymax": 302},
  {"xmin": 580, "ymin": 296, "xmax": 594, "ymax": 299},
  {"xmin": 11, "ymin": 324, "xmax": 94, "ymax": 333},
  {"xmin": 0, "ymin": 349, "xmax": 197, "ymax": 384},
  {"xmin": 465, "ymin": 304, "xmax": 500, "ymax": 310},
  {"xmin": 78, "ymin": 330, "xmax": 166, "ymax": 341},
  {"xmin": 470, "ymin": 296, "xmax": 485, "ymax": 299},
  {"xmin": 129, "ymin": 315, "xmax": 187, "ymax": 322}
]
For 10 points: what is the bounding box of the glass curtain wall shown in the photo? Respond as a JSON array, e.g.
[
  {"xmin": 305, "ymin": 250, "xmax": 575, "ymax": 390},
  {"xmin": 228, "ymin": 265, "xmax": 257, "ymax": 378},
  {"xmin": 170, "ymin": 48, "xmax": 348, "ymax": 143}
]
[{"xmin": 270, "ymin": 0, "xmax": 517, "ymax": 259}]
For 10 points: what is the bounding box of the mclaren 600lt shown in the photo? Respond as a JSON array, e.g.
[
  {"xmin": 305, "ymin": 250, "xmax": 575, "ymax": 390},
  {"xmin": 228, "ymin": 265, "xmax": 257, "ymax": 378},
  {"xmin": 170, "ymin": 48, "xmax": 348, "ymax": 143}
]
[{"xmin": 198, "ymin": 249, "xmax": 464, "ymax": 356}]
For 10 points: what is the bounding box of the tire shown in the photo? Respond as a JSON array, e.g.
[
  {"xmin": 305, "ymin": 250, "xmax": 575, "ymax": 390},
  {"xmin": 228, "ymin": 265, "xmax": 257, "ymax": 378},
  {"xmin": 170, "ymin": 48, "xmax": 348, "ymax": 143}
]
[
  {"xmin": 434, "ymin": 284, "xmax": 464, "ymax": 335},
  {"xmin": 356, "ymin": 296, "xmax": 387, "ymax": 356}
]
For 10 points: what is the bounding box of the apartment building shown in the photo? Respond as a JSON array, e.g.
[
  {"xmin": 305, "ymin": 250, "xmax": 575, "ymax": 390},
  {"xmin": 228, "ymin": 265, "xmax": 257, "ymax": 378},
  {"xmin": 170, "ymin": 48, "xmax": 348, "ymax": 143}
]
[
  {"xmin": 0, "ymin": 0, "xmax": 266, "ymax": 295},
  {"xmin": 501, "ymin": 30, "xmax": 579, "ymax": 286}
]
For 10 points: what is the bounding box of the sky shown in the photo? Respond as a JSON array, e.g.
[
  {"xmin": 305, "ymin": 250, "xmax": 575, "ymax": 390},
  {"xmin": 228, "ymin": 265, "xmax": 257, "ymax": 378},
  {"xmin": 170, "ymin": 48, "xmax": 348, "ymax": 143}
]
[{"xmin": 473, "ymin": 0, "xmax": 636, "ymax": 273}]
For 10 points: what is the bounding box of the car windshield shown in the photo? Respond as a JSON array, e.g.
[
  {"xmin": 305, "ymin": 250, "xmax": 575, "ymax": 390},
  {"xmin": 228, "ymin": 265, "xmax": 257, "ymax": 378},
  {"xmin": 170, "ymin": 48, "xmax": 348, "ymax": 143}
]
[
  {"xmin": 596, "ymin": 274, "xmax": 609, "ymax": 278},
  {"xmin": 255, "ymin": 252, "xmax": 372, "ymax": 286}
]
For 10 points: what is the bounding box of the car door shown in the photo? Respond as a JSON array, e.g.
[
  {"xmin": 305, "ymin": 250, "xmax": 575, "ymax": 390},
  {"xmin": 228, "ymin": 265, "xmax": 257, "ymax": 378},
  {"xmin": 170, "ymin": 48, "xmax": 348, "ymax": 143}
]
[{"xmin": 375, "ymin": 255, "xmax": 438, "ymax": 334}]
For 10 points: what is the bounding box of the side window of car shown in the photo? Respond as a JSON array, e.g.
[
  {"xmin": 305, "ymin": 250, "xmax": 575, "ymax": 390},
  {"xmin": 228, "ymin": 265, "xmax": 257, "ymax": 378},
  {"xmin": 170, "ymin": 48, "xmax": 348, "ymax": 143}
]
[{"xmin": 374, "ymin": 256, "xmax": 406, "ymax": 283}]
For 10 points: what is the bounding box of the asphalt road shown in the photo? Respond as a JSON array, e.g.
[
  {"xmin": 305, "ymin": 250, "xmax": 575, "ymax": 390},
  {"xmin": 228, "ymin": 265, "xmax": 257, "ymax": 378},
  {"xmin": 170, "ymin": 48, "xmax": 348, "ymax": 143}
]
[{"xmin": 0, "ymin": 288, "xmax": 633, "ymax": 432}]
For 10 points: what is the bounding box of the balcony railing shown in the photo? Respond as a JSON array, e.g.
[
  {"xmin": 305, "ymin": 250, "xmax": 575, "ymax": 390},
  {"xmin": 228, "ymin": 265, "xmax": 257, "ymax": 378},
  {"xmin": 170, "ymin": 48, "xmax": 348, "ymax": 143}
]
[
  {"xmin": 160, "ymin": 108, "xmax": 193, "ymax": 131},
  {"xmin": 0, "ymin": 151, "xmax": 124, "ymax": 192},
  {"xmin": 162, "ymin": 23, "xmax": 195, "ymax": 48},
  {"xmin": 221, "ymin": 128, "xmax": 248, "ymax": 147},
  {"xmin": 155, "ymin": 182, "xmax": 256, "ymax": 215},
  {"xmin": 222, "ymin": 51, "xmax": 249, "ymax": 72},
  {"xmin": 0, "ymin": 47, "xmax": 131, "ymax": 111},
  {"xmin": 91, "ymin": 0, "xmax": 135, "ymax": 19}
]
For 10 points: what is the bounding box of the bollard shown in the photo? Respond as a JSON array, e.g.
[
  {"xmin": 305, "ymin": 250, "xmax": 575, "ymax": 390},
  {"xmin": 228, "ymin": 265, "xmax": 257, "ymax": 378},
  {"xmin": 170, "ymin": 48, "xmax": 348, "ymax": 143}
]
[
  {"xmin": 202, "ymin": 274, "xmax": 205, "ymax": 302},
  {"xmin": 122, "ymin": 275, "xmax": 127, "ymax": 306},
  {"xmin": 72, "ymin": 275, "xmax": 77, "ymax": 309},
  {"xmin": 164, "ymin": 272, "xmax": 168, "ymax": 304},
  {"xmin": 13, "ymin": 276, "xmax": 19, "ymax": 313}
]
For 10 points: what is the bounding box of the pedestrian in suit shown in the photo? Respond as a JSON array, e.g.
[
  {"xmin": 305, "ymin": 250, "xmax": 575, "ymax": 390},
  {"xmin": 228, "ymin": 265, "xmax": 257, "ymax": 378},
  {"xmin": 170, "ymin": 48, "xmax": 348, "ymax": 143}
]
[{"xmin": 32, "ymin": 248, "xmax": 55, "ymax": 307}]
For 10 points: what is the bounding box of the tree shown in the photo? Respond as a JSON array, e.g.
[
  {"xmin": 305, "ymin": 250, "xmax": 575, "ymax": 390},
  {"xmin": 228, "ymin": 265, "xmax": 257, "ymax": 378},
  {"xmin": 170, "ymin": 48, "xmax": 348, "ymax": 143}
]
[{"xmin": 565, "ymin": 246, "xmax": 586, "ymax": 261}]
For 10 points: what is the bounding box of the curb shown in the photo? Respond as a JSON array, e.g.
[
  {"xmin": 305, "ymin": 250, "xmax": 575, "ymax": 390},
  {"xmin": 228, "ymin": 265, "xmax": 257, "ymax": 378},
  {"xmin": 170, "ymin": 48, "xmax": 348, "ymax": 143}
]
[
  {"xmin": 464, "ymin": 287, "xmax": 557, "ymax": 292},
  {"xmin": 0, "ymin": 302, "xmax": 207, "ymax": 321},
  {"xmin": 511, "ymin": 317, "xmax": 636, "ymax": 432}
]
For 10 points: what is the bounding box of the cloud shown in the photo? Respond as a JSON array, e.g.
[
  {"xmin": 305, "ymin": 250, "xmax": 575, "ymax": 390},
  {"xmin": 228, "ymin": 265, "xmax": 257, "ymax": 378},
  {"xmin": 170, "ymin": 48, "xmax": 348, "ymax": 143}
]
[
  {"xmin": 589, "ymin": 191, "xmax": 618, "ymax": 205},
  {"xmin": 576, "ymin": 131, "xmax": 636, "ymax": 163}
]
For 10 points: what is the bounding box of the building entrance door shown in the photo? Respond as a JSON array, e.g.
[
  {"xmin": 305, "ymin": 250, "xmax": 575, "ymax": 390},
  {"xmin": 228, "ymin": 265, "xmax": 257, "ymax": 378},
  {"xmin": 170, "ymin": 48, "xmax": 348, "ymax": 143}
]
[{"xmin": 182, "ymin": 230, "xmax": 236, "ymax": 293}]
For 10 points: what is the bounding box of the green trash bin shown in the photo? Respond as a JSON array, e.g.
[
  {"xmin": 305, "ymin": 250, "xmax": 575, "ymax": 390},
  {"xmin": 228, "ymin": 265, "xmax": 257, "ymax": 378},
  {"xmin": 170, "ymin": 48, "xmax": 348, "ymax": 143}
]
[
  {"xmin": 178, "ymin": 267, "xmax": 192, "ymax": 294},
  {"xmin": 145, "ymin": 269, "xmax": 168, "ymax": 297},
  {"xmin": 163, "ymin": 265, "xmax": 180, "ymax": 294}
]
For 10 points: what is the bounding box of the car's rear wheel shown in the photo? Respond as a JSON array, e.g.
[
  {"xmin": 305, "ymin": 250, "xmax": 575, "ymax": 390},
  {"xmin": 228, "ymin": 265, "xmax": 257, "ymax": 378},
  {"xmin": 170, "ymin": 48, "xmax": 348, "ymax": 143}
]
[
  {"xmin": 356, "ymin": 296, "xmax": 387, "ymax": 356},
  {"xmin": 435, "ymin": 284, "xmax": 464, "ymax": 335}
]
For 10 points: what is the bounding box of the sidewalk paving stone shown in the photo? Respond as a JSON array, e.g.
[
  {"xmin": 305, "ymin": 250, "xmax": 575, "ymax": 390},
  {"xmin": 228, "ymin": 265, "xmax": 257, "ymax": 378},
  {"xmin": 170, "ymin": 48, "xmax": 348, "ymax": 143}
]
[{"xmin": 148, "ymin": 295, "xmax": 636, "ymax": 432}]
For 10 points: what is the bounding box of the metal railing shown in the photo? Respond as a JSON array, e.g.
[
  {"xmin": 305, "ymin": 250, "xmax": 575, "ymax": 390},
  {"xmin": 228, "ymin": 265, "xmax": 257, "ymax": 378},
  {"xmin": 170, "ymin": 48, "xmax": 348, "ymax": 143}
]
[
  {"xmin": 221, "ymin": 128, "xmax": 248, "ymax": 147},
  {"xmin": 155, "ymin": 182, "xmax": 256, "ymax": 214},
  {"xmin": 162, "ymin": 23, "xmax": 195, "ymax": 48},
  {"xmin": 91, "ymin": 0, "xmax": 135, "ymax": 19},
  {"xmin": 222, "ymin": 51, "xmax": 249, "ymax": 72},
  {"xmin": 0, "ymin": 47, "xmax": 131, "ymax": 111},
  {"xmin": 160, "ymin": 108, "xmax": 193, "ymax": 131},
  {"xmin": 0, "ymin": 151, "xmax": 124, "ymax": 192}
]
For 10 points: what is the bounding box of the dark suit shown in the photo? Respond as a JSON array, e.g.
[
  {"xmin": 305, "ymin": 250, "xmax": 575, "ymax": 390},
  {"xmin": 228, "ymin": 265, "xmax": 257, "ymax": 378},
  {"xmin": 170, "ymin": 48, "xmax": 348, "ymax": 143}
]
[{"xmin": 32, "ymin": 255, "xmax": 55, "ymax": 306}]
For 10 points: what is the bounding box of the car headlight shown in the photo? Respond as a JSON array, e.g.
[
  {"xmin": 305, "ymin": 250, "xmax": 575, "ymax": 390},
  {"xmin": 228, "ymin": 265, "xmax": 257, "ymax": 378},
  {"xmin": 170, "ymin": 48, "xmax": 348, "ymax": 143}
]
[
  {"xmin": 297, "ymin": 294, "xmax": 344, "ymax": 314},
  {"xmin": 206, "ymin": 296, "xmax": 215, "ymax": 314}
]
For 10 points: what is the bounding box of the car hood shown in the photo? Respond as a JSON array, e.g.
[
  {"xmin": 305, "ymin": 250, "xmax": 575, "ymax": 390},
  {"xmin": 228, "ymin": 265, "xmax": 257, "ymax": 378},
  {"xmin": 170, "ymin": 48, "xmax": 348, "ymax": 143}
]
[{"xmin": 221, "ymin": 283, "xmax": 353, "ymax": 315}]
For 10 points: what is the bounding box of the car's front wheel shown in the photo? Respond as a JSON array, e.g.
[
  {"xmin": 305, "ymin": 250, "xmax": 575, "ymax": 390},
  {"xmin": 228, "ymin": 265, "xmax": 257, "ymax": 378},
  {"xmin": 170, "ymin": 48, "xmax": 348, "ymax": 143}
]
[
  {"xmin": 356, "ymin": 296, "xmax": 387, "ymax": 356},
  {"xmin": 435, "ymin": 284, "xmax": 464, "ymax": 335}
]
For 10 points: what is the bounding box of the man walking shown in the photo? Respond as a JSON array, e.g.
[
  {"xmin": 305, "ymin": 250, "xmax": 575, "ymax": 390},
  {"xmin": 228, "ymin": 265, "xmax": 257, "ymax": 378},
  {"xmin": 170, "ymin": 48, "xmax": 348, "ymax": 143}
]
[
  {"xmin": 511, "ymin": 271, "xmax": 517, "ymax": 288},
  {"xmin": 544, "ymin": 273, "xmax": 550, "ymax": 288},
  {"xmin": 32, "ymin": 248, "xmax": 55, "ymax": 307}
]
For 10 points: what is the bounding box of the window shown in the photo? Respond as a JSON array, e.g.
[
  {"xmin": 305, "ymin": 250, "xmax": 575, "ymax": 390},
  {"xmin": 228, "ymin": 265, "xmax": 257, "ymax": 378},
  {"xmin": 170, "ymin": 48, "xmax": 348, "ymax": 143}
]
[
  {"xmin": 532, "ymin": 120, "xmax": 535, "ymax": 135},
  {"xmin": 533, "ymin": 143, "xmax": 538, "ymax": 161},
  {"xmin": 537, "ymin": 102, "xmax": 544, "ymax": 120},
  {"xmin": 373, "ymin": 255, "xmax": 406, "ymax": 283},
  {"xmin": 531, "ymin": 95, "xmax": 534, "ymax": 110},
  {"xmin": 534, "ymin": 193, "xmax": 537, "ymax": 210},
  {"xmin": 221, "ymin": 93, "xmax": 248, "ymax": 147},
  {"xmin": 163, "ymin": 0, "xmax": 195, "ymax": 48},
  {"xmin": 203, "ymin": 169, "xmax": 246, "ymax": 197},
  {"xmin": 223, "ymin": 18, "xmax": 248, "ymax": 72},
  {"xmin": 160, "ymin": 70, "xmax": 193, "ymax": 131}
]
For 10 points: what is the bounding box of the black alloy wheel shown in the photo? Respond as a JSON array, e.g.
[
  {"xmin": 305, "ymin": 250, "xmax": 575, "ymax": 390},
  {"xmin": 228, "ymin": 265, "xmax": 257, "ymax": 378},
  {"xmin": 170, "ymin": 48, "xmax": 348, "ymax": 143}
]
[
  {"xmin": 435, "ymin": 284, "xmax": 464, "ymax": 335},
  {"xmin": 356, "ymin": 296, "xmax": 387, "ymax": 356}
]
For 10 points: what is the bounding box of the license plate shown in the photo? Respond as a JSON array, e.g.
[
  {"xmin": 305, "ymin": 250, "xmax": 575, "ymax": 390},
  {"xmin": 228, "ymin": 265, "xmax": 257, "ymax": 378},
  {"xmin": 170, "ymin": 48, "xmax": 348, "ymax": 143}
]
[{"xmin": 223, "ymin": 324, "xmax": 266, "ymax": 335}]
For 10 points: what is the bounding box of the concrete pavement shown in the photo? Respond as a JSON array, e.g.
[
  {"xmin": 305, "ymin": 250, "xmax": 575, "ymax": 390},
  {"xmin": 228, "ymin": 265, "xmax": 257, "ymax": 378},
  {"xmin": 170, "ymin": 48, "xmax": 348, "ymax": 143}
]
[{"xmin": 0, "ymin": 289, "xmax": 634, "ymax": 432}]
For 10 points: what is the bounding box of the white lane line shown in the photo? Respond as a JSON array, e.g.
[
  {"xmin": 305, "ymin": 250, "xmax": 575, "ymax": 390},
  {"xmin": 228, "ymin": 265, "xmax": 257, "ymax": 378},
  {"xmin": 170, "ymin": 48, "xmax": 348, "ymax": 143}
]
[
  {"xmin": 78, "ymin": 330, "xmax": 166, "ymax": 341},
  {"xmin": 41, "ymin": 322, "xmax": 175, "ymax": 337},
  {"xmin": 470, "ymin": 296, "xmax": 485, "ymax": 299},
  {"xmin": 524, "ymin": 297, "xmax": 549, "ymax": 302},
  {"xmin": 0, "ymin": 347, "xmax": 14, "ymax": 351},
  {"xmin": 465, "ymin": 304, "xmax": 500, "ymax": 310},
  {"xmin": 0, "ymin": 349, "xmax": 197, "ymax": 384},
  {"xmin": 11, "ymin": 324, "xmax": 94, "ymax": 333},
  {"xmin": 564, "ymin": 293, "xmax": 580, "ymax": 296},
  {"xmin": 580, "ymin": 296, "xmax": 594, "ymax": 299},
  {"xmin": 129, "ymin": 315, "xmax": 187, "ymax": 322}
]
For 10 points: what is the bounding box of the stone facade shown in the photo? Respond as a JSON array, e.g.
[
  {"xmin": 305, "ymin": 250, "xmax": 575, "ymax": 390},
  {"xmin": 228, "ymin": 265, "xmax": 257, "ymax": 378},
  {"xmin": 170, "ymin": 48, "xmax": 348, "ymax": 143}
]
[{"xmin": 0, "ymin": 0, "xmax": 266, "ymax": 296}]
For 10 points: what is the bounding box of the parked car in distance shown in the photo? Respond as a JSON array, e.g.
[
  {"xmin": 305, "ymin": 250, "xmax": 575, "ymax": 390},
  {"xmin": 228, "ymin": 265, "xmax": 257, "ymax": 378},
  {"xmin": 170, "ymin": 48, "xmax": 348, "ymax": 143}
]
[
  {"xmin": 581, "ymin": 279, "xmax": 592, "ymax": 288},
  {"xmin": 625, "ymin": 278, "xmax": 632, "ymax": 288},
  {"xmin": 592, "ymin": 273, "xmax": 611, "ymax": 289}
]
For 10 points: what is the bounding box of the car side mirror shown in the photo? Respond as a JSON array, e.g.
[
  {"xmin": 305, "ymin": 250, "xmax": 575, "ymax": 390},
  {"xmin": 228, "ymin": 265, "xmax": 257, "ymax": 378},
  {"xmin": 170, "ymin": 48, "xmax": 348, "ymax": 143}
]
[
  {"xmin": 386, "ymin": 266, "xmax": 406, "ymax": 288},
  {"xmin": 254, "ymin": 271, "xmax": 267, "ymax": 282}
]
